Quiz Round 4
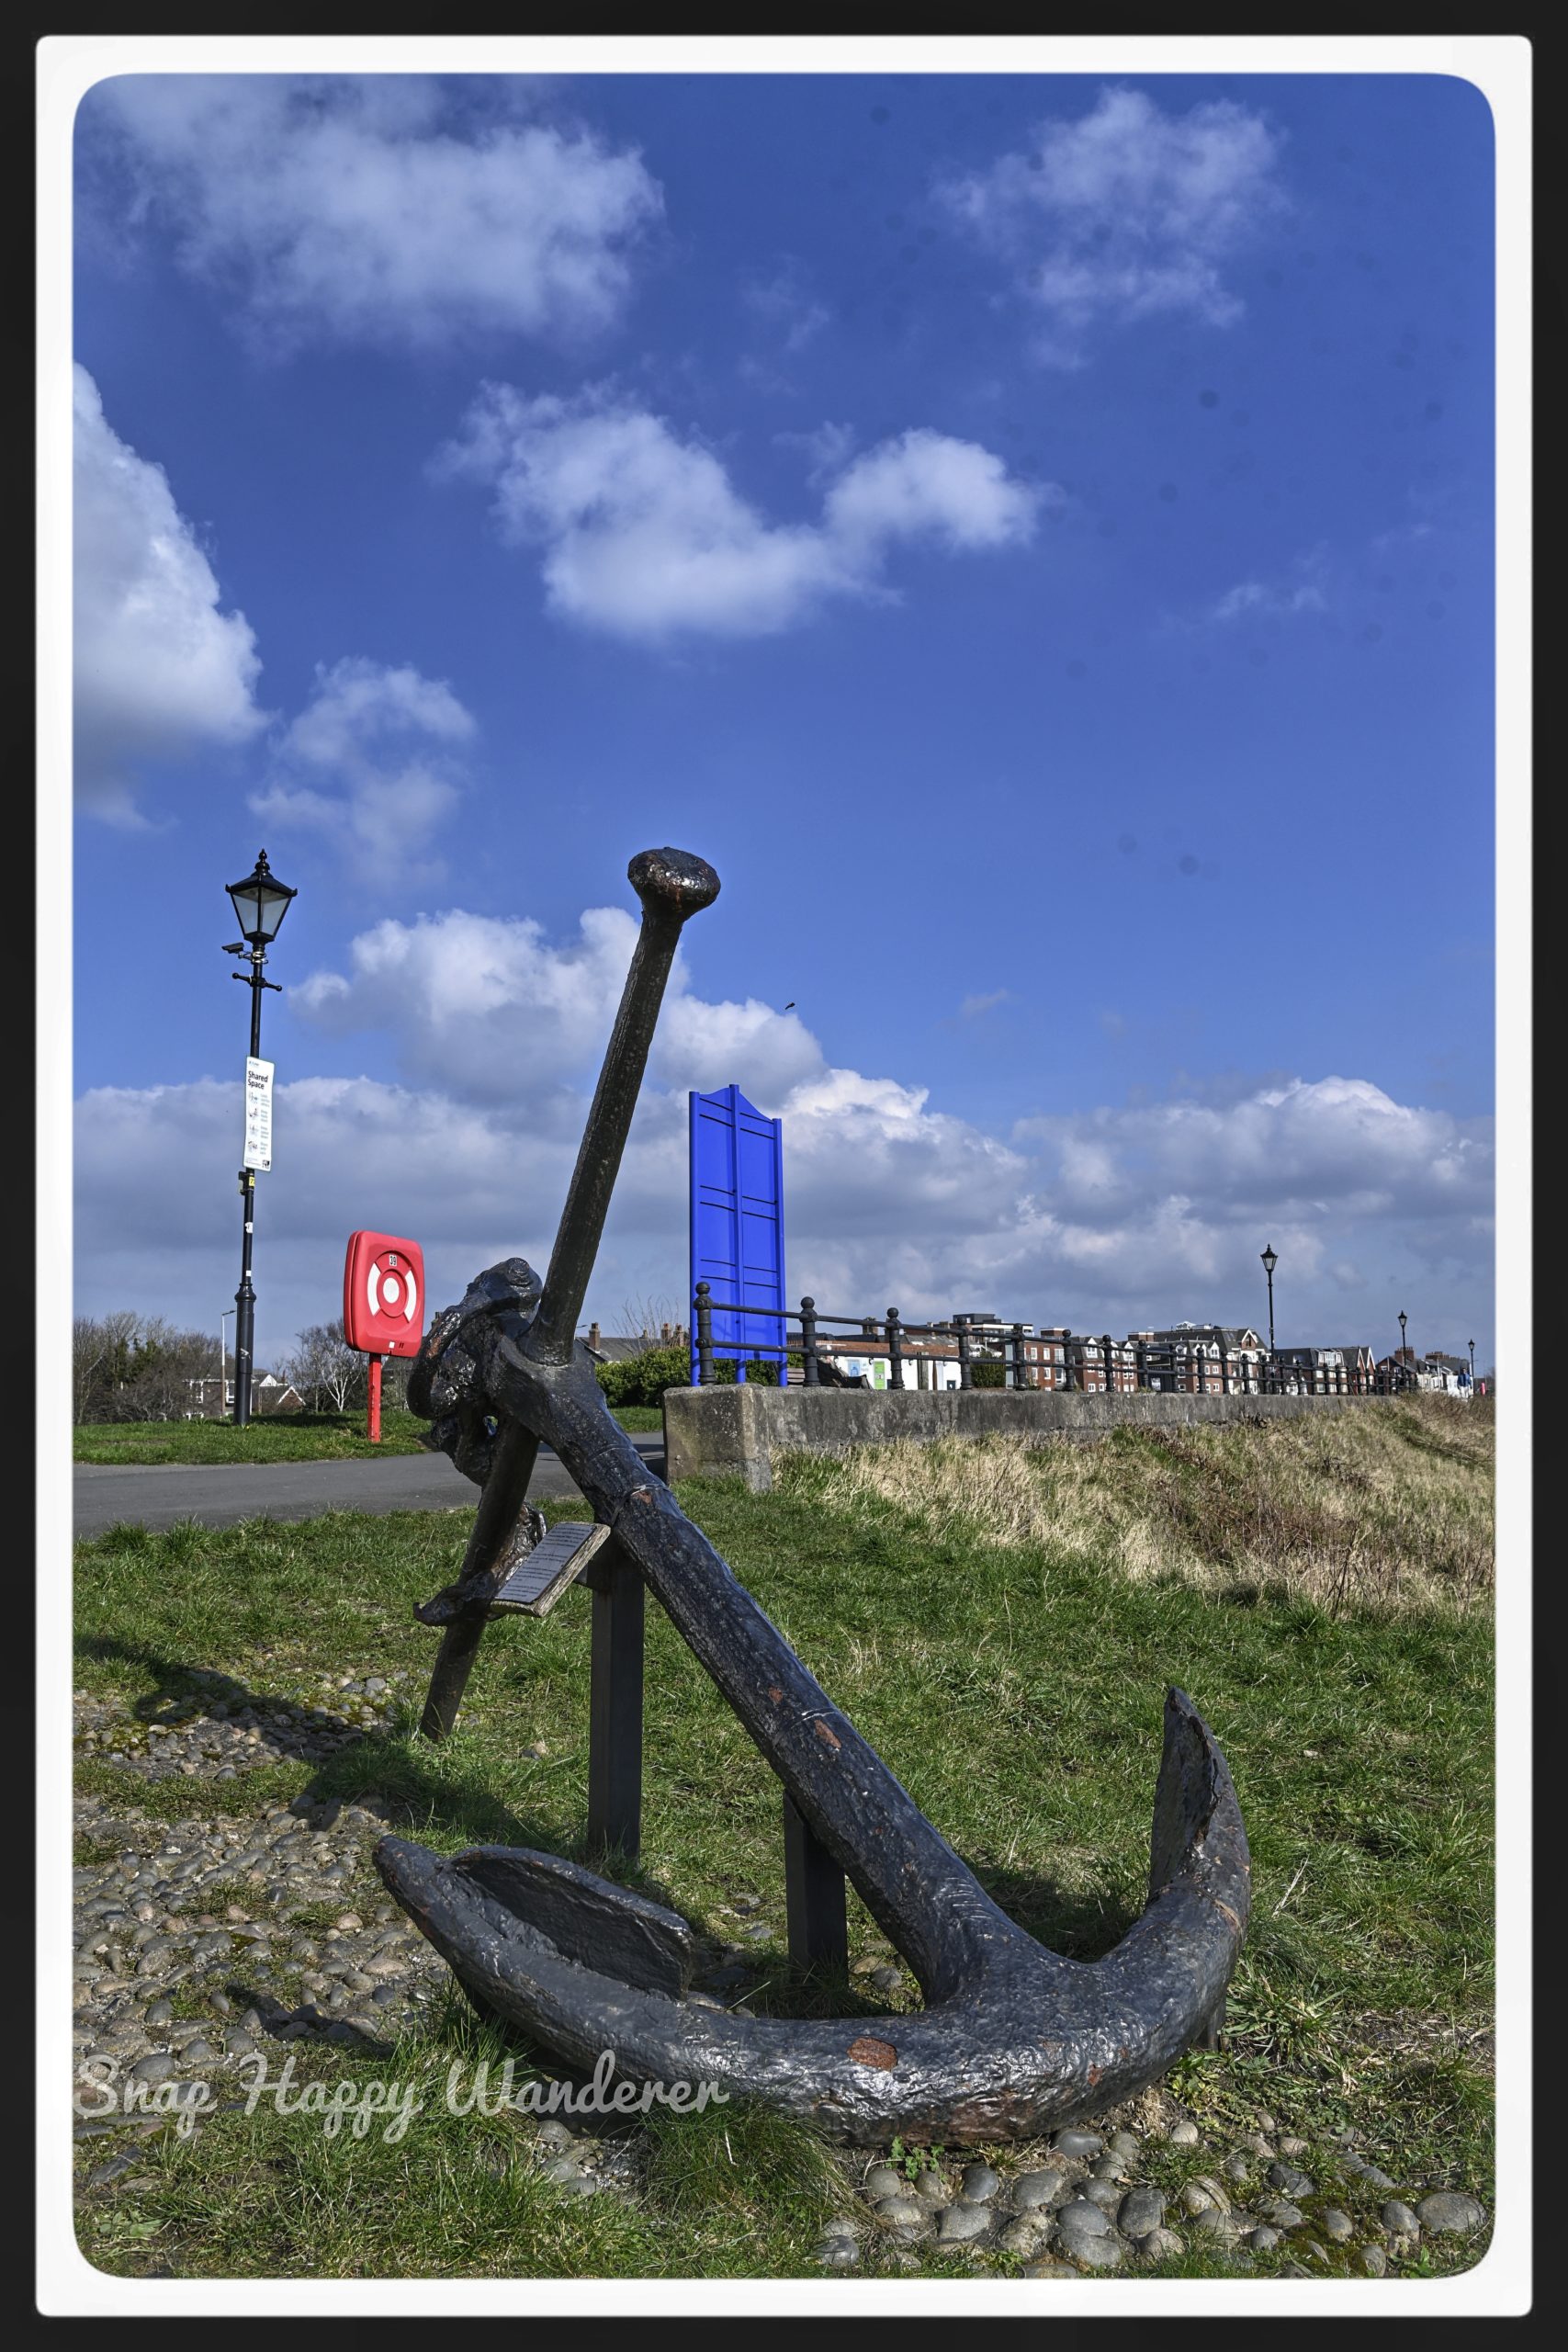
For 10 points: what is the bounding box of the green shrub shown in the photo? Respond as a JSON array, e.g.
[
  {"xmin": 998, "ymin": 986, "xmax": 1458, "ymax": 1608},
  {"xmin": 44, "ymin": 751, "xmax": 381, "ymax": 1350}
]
[
  {"xmin": 595, "ymin": 1343, "xmax": 694, "ymax": 1408},
  {"xmin": 970, "ymin": 1359, "xmax": 1006, "ymax": 1388},
  {"xmin": 594, "ymin": 1342, "xmax": 785, "ymax": 1405}
]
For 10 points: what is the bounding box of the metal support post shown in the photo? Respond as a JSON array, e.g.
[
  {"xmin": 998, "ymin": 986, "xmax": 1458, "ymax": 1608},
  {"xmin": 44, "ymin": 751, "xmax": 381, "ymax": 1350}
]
[
  {"xmin": 233, "ymin": 1170, "xmax": 256, "ymax": 1429},
  {"xmin": 783, "ymin": 1792, "xmax": 849, "ymax": 1974},
  {"xmin": 800, "ymin": 1295, "xmax": 820, "ymax": 1385},
  {"xmin": 586, "ymin": 1541, "xmax": 645, "ymax": 1862}
]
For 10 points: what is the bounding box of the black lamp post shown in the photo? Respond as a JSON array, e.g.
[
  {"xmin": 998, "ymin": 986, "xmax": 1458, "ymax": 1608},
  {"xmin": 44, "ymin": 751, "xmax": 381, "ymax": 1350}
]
[
  {"xmin": 1469, "ymin": 1338, "xmax": 1476, "ymax": 1392},
  {"xmin": 1398, "ymin": 1308, "xmax": 1408, "ymax": 1394},
  {"xmin": 223, "ymin": 851, "xmax": 296, "ymax": 1427},
  {"xmin": 1260, "ymin": 1243, "xmax": 1278, "ymax": 1382}
]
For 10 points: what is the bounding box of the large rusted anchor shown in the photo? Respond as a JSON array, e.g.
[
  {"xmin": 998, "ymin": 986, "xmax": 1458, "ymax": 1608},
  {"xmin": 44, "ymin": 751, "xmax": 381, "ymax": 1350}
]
[{"xmin": 376, "ymin": 848, "xmax": 1250, "ymax": 2143}]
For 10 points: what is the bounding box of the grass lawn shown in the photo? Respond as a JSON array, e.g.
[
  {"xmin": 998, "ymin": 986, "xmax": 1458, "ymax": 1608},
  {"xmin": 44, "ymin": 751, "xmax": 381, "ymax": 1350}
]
[
  {"xmin": 71, "ymin": 1396, "xmax": 1494, "ymax": 2280},
  {"xmin": 73, "ymin": 1403, "xmax": 664, "ymax": 1464}
]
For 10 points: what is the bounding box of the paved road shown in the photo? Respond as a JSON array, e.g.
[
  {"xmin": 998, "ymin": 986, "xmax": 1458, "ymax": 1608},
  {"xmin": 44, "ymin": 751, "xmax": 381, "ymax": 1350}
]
[{"xmin": 73, "ymin": 1434, "xmax": 665, "ymax": 1538}]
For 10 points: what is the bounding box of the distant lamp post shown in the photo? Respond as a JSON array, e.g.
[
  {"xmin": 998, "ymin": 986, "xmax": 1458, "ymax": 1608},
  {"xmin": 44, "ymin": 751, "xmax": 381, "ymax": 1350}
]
[
  {"xmin": 1469, "ymin": 1338, "xmax": 1476, "ymax": 1391},
  {"xmin": 1259, "ymin": 1244, "xmax": 1278, "ymax": 1371},
  {"xmin": 1398, "ymin": 1308, "xmax": 1409, "ymax": 1393},
  {"xmin": 223, "ymin": 851, "xmax": 296, "ymax": 1428}
]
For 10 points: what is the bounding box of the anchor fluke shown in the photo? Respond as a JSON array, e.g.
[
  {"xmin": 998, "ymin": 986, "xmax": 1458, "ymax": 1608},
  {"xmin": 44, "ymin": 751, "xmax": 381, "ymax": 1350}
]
[{"xmin": 373, "ymin": 1679, "xmax": 1247, "ymax": 2145}]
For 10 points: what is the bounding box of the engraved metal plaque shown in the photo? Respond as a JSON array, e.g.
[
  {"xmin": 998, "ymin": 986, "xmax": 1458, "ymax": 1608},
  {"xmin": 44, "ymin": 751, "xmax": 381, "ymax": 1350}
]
[{"xmin": 490, "ymin": 1520, "xmax": 610, "ymax": 1617}]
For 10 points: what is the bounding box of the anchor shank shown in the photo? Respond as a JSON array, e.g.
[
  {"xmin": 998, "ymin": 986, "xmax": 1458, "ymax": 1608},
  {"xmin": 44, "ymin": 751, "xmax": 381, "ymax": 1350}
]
[{"xmin": 419, "ymin": 850, "xmax": 718, "ymax": 1738}]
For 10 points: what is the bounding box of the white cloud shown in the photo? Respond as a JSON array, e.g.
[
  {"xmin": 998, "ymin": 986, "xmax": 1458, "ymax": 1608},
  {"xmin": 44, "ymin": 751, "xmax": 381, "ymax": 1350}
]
[
  {"xmin": 1210, "ymin": 578, "xmax": 1326, "ymax": 622},
  {"xmin": 73, "ymin": 365, "xmax": 265, "ymax": 821},
  {"xmin": 249, "ymin": 658, "xmax": 478, "ymax": 885},
  {"xmin": 653, "ymin": 991, "xmax": 825, "ymax": 1103},
  {"xmin": 1207, "ymin": 546, "xmax": 1330, "ymax": 624},
  {"xmin": 822, "ymin": 433, "xmax": 1041, "ymax": 554},
  {"xmin": 291, "ymin": 903, "xmax": 828, "ymax": 1110},
  {"xmin": 90, "ymin": 76, "xmax": 662, "ymax": 353},
  {"xmin": 774, "ymin": 421, "xmax": 858, "ymax": 485},
  {"xmin": 72, "ymin": 1071, "xmax": 573, "ymax": 1373},
  {"xmin": 942, "ymin": 85, "xmax": 1287, "ymax": 364},
  {"xmin": 75, "ymin": 900, "xmax": 1494, "ymax": 1365},
  {"xmin": 288, "ymin": 901, "xmax": 1041, "ymax": 1295},
  {"xmin": 434, "ymin": 385, "xmax": 1043, "ymax": 639},
  {"xmin": 291, "ymin": 905, "xmax": 647, "ymax": 1102},
  {"xmin": 1016, "ymin": 1077, "xmax": 1491, "ymax": 1236},
  {"xmin": 958, "ymin": 989, "xmax": 1010, "ymax": 1019},
  {"xmin": 743, "ymin": 262, "xmax": 829, "ymax": 355},
  {"xmin": 1156, "ymin": 546, "xmax": 1330, "ymax": 636},
  {"xmin": 281, "ymin": 658, "xmax": 475, "ymax": 768}
]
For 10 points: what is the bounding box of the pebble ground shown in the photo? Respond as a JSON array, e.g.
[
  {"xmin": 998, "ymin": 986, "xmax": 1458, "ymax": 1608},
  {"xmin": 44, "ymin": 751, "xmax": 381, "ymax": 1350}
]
[{"xmin": 72, "ymin": 1678, "xmax": 1491, "ymax": 2279}]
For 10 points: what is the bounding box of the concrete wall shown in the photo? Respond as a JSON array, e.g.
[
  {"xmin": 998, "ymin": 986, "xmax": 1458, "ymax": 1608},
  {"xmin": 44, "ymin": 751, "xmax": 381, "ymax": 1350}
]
[{"xmin": 661, "ymin": 1381, "xmax": 1382, "ymax": 1492}]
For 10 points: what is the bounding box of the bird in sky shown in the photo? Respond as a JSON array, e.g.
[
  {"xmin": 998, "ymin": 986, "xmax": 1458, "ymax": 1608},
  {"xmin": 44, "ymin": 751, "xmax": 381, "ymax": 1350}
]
[{"xmin": 783, "ymin": 1001, "xmax": 795, "ymax": 1012}]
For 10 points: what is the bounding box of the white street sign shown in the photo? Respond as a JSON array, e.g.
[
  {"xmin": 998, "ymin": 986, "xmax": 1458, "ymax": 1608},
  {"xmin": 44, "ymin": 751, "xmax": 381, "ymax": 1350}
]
[{"xmin": 243, "ymin": 1056, "xmax": 274, "ymax": 1171}]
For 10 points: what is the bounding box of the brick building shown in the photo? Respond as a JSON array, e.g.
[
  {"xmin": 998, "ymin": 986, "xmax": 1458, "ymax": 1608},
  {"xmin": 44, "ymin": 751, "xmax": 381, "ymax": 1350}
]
[{"xmin": 1140, "ymin": 1325, "xmax": 1268, "ymax": 1394}]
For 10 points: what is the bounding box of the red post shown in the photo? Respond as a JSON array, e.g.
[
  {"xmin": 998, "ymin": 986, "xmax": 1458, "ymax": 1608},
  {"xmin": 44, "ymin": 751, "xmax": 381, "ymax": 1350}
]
[{"xmin": 367, "ymin": 1354, "xmax": 382, "ymax": 1444}]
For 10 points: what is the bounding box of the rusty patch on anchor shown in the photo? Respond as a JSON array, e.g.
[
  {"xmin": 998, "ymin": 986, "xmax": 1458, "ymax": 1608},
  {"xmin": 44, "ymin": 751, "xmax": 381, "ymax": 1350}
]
[
  {"xmin": 846, "ymin": 2036, "xmax": 897, "ymax": 2071},
  {"xmin": 812, "ymin": 1720, "xmax": 841, "ymax": 1750},
  {"xmin": 768, "ymin": 1687, "xmax": 784, "ymax": 1705},
  {"xmin": 1213, "ymin": 1899, "xmax": 1242, "ymax": 1933}
]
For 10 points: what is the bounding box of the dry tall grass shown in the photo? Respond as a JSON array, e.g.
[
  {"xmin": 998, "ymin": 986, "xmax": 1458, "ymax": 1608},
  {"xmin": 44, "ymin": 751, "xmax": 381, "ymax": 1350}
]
[{"xmin": 778, "ymin": 1394, "xmax": 1494, "ymax": 1619}]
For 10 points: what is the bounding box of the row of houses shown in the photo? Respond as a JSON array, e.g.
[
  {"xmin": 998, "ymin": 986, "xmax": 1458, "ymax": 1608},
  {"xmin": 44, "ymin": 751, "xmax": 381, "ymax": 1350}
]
[{"xmin": 810, "ymin": 1318, "xmax": 1476, "ymax": 1397}]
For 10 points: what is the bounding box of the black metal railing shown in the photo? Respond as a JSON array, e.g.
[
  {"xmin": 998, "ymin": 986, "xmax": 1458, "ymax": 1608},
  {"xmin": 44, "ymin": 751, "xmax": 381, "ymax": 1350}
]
[{"xmin": 689, "ymin": 1286, "xmax": 1400, "ymax": 1397}]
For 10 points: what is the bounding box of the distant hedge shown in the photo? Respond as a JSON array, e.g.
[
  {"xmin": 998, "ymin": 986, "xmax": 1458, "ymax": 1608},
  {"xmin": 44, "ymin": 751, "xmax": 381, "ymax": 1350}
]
[
  {"xmin": 705, "ymin": 1357, "xmax": 782, "ymax": 1387},
  {"xmin": 594, "ymin": 1344, "xmax": 692, "ymax": 1408},
  {"xmin": 594, "ymin": 1344, "xmax": 782, "ymax": 1407}
]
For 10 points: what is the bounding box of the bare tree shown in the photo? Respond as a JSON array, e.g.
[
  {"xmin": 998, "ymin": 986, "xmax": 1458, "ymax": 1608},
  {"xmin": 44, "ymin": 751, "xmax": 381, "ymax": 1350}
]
[
  {"xmin": 72, "ymin": 1320, "xmax": 103, "ymax": 1425},
  {"xmin": 73, "ymin": 1312, "xmax": 138, "ymax": 1423},
  {"xmin": 619, "ymin": 1291, "xmax": 681, "ymax": 1343},
  {"xmin": 73, "ymin": 1310, "xmax": 209, "ymax": 1422},
  {"xmin": 99, "ymin": 1317, "xmax": 218, "ymax": 1420},
  {"xmin": 280, "ymin": 1319, "xmax": 364, "ymax": 1414}
]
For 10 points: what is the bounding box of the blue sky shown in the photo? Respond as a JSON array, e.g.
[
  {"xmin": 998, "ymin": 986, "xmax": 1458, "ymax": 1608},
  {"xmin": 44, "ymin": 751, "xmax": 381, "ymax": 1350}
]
[{"xmin": 68, "ymin": 65, "xmax": 1496, "ymax": 1372}]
